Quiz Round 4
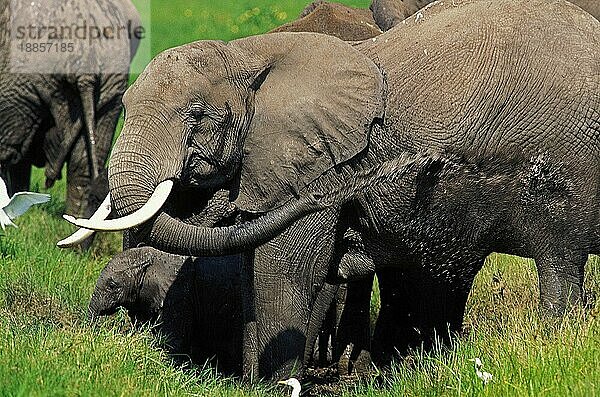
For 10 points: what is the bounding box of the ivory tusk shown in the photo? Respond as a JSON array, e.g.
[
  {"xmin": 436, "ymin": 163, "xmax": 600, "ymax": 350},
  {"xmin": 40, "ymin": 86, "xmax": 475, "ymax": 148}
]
[
  {"xmin": 62, "ymin": 180, "xmax": 174, "ymax": 231},
  {"xmin": 57, "ymin": 194, "xmax": 112, "ymax": 248}
]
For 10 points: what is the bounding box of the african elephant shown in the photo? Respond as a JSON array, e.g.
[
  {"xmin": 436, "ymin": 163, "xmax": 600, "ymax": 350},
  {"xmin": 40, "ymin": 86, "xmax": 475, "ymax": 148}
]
[
  {"xmin": 89, "ymin": 247, "xmax": 244, "ymax": 375},
  {"xmin": 61, "ymin": 0, "xmax": 380, "ymax": 377},
  {"xmin": 0, "ymin": 0, "xmax": 141, "ymax": 219},
  {"xmin": 371, "ymin": 0, "xmax": 599, "ymax": 32},
  {"xmin": 271, "ymin": 0, "xmax": 382, "ymax": 40},
  {"xmin": 67, "ymin": 0, "xmax": 599, "ymax": 378}
]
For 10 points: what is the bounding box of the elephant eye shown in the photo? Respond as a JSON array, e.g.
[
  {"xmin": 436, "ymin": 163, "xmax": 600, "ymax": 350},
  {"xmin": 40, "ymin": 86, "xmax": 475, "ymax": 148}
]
[{"xmin": 188, "ymin": 107, "xmax": 204, "ymax": 122}]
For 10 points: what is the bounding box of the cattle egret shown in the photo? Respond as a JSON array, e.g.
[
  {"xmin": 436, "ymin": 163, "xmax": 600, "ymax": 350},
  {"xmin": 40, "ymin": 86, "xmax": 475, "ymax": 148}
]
[
  {"xmin": 469, "ymin": 358, "xmax": 493, "ymax": 384},
  {"xmin": 278, "ymin": 377, "xmax": 301, "ymax": 397},
  {"xmin": 0, "ymin": 176, "xmax": 50, "ymax": 230}
]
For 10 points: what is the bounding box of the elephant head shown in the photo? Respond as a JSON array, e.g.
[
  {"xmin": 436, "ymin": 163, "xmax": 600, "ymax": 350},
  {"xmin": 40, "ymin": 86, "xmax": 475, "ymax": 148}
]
[
  {"xmin": 89, "ymin": 246, "xmax": 181, "ymax": 321},
  {"xmin": 67, "ymin": 33, "xmax": 385, "ymax": 256},
  {"xmin": 89, "ymin": 247, "xmax": 152, "ymax": 319}
]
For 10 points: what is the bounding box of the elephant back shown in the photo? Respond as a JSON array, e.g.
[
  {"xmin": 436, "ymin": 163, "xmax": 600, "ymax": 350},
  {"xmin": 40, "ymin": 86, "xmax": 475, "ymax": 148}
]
[
  {"xmin": 271, "ymin": 1, "xmax": 382, "ymax": 41},
  {"xmin": 358, "ymin": 0, "xmax": 600, "ymax": 161}
]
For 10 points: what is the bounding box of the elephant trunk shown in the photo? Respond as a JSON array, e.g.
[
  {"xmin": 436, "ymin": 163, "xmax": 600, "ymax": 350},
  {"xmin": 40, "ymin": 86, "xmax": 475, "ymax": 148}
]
[
  {"xmin": 146, "ymin": 199, "xmax": 322, "ymax": 256},
  {"xmin": 87, "ymin": 293, "xmax": 104, "ymax": 322},
  {"xmin": 106, "ymin": 116, "xmax": 327, "ymax": 256},
  {"xmin": 108, "ymin": 112, "xmax": 178, "ymax": 217}
]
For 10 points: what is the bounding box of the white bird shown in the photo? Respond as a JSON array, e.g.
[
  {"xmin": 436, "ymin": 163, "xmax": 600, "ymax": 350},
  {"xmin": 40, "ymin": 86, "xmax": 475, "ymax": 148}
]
[
  {"xmin": 278, "ymin": 377, "xmax": 301, "ymax": 397},
  {"xmin": 469, "ymin": 358, "xmax": 493, "ymax": 384},
  {"xmin": 0, "ymin": 176, "xmax": 50, "ymax": 230}
]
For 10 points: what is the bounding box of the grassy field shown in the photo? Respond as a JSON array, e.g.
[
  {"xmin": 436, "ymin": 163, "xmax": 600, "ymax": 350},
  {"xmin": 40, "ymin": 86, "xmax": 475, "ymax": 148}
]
[{"xmin": 1, "ymin": 1, "xmax": 599, "ymax": 395}]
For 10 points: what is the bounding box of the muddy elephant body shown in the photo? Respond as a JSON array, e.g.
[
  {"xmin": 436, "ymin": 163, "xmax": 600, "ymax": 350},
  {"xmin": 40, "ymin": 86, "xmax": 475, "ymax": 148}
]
[
  {"xmin": 71, "ymin": 0, "xmax": 599, "ymax": 379},
  {"xmin": 0, "ymin": 0, "xmax": 140, "ymax": 218}
]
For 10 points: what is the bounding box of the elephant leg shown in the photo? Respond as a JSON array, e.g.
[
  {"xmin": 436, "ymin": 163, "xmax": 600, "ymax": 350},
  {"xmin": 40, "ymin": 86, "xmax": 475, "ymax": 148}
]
[
  {"xmin": 241, "ymin": 252, "xmax": 259, "ymax": 381},
  {"xmin": 372, "ymin": 265, "xmax": 474, "ymax": 365},
  {"xmin": 93, "ymin": 96, "xmax": 121, "ymax": 170},
  {"xmin": 251, "ymin": 208, "xmax": 339, "ymax": 380},
  {"xmin": 252, "ymin": 271, "xmax": 308, "ymax": 380},
  {"xmin": 190, "ymin": 255, "xmax": 245, "ymax": 376},
  {"xmin": 316, "ymin": 293, "xmax": 336, "ymax": 367},
  {"xmin": 335, "ymin": 276, "xmax": 374, "ymax": 376},
  {"xmin": 536, "ymin": 251, "xmax": 587, "ymax": 316},
  {"xmin": 66, "ymin": 135, "xmax": 91, "ymax": 218},
  {"xmin": 307, "ymin": 282, "xmax": 339, "ymax": 368},
  {"xmin": 65, "ymin": 92, "xmax": 119, "ymax": 218},
  {"xmin": 372, "ymin": 267, "xmax": 407, "ymax": 365}
]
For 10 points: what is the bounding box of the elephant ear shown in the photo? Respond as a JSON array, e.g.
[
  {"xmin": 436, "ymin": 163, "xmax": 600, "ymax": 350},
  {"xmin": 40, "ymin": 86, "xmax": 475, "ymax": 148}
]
[{"xmin": 232, "ymin": 32, "xmax": 385, "ymax": 212}]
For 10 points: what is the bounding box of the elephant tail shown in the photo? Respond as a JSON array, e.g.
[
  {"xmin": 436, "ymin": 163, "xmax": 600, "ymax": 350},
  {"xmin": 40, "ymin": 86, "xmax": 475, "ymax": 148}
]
[{"xmin": 77, "ymin": 75, "xmax": 100, "ymax": 180}]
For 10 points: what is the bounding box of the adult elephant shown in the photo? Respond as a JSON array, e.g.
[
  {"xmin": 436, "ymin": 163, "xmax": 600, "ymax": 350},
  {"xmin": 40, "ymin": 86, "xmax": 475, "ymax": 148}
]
[
  {"xmin": 67, "ymin": 0, "xmax": 599, "ymax": 379},
  {"xmin": 271, "ymin": 0, "xmax": 382, "ymax": 40},
  {"xmin": 0, "ymin": 0, "xmax": 141, "ymax": 219},
  {"xmin": 60, "ymin": 0, "xmax": 379, "ymax": 378},
  {"xmin": 370, "ymin": 0, "xmax": 599, "ymax": 31}
]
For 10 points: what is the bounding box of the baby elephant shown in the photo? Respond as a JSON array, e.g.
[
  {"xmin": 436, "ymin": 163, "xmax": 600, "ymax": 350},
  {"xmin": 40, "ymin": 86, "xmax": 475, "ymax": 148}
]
[{"xmin": 89, "ymin": 246, "xmax": 243, "ymax": 375}]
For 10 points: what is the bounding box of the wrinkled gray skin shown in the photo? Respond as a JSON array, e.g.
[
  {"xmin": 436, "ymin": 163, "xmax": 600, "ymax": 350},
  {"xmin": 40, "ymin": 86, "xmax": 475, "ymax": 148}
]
[
  {"xmin": 0, "ymin": 0, "xmax": 140, "ymax": 220},
  {"xmin": 569, "ymin": 0, "xmax": 599, "ymax": 20},
  {"xmin": 371, "ymin": 0, "xmax": 599, "ymax": 31},
  {"xmin": 104, "ymin": 0, "xmax": 599, "ymax": 378},
  {"xmin": 89, "ymin": 247, "xmax": 244, "ymax": 375},
  {"xmin": 370, "ymin": 0, "xmax": 425, "ymax": 30}
]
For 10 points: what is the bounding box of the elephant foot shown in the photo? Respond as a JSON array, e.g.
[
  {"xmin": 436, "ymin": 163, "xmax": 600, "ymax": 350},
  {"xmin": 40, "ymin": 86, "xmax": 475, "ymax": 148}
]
[
  {"xmin": 337, "ymin": 342, "xmax": 374, "ymax": 377},
  {"xmin": 352, "ymin": 349, "xmax": 374, "ymax": 376},
  {"xmin": 337, "ymin": 343, "xmax": 352, "ymax": 376}
]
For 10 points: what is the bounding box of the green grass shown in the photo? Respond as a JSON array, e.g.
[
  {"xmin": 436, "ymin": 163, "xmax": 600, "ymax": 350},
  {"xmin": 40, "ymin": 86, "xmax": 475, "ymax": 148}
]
[{"xmin": 1, "ymin": 0, "xmax": 600, "ymax": 395}]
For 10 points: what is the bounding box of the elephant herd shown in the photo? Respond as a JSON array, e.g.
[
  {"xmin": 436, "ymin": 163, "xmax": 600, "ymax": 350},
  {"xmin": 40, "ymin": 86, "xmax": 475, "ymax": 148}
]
[
  {"xmin": 1, "ymin": 0, "xmax": 598, "ymax": 385},
  {"xmin": 0, "ymin": 0, "xmax": 140, "ymax": 230}
]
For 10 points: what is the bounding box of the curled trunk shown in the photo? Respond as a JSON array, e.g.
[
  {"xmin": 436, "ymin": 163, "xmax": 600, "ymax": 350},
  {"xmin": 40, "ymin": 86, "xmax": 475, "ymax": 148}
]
[{"xmin": 143, "ymin": 198, "xmax": 323, "ymax": 256}]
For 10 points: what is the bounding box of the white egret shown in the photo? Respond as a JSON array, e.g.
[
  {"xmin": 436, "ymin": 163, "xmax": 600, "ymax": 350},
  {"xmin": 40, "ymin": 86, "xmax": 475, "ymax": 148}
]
[
  {"xmin": 278, "ymin": 377, "xmax": 301, "ymax": 397},
  {"xmin": 469, "ymin": 358, "xmax": 493, "ymax": 384},
  {"xmin": 0, "ymin": 176, "xmax": 50, "ymax": 230}
]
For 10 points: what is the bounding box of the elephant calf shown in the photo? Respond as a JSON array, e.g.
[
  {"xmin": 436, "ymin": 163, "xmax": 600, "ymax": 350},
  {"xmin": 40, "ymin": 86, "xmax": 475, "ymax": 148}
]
[
  {"xmin": 89, "ymin": 247, "xmax": 243, "ymax": 375},
  {"xmin": 90, "ymin": 244, "xmax": 369, "ymax": 377}
]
